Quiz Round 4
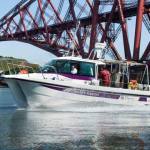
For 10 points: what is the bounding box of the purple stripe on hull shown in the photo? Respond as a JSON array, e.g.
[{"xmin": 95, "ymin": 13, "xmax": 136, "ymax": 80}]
[
  {"xmin": 60, "ymin": 73, "xmax": 94, "ymax": 81},
  {"xmin": 11, "ymin": 77, "xmax": 150, "ymax": 100},
  {"xmin": 42, "ymin": 84, "xmax": 120, "ymax": 99},
  {"xmin": 139, "ymin": 97, "xmax": 147, "ymax": 102},
  {"xmin": 42, "ymin": 84, "xmax": 64, "ymax": 91}
]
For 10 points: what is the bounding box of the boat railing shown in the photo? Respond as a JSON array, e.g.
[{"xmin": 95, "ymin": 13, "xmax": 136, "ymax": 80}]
[
  {"xmin": 0, "ymin": 59, "xmax": 149, "ymax": 90},
  {"xmin": 41, "ymin": 65, "xmax": 59, "ymax": 80},
  {"xmin": 0, "ymin": 59, "xmax": 37, "ymax": 76},
  {"xmin": 6, "ymin": 63, "xmax": 35, "ymax": 77},
  {"xmin": 0, "ymin": 60, "xmax": 60, "ymax": 80},
  {"xmin": 98, "ymin": 77, "xmax": 149, "ymax": 91}
]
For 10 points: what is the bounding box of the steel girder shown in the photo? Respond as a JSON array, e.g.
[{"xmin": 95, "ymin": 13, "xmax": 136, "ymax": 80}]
[{"xmin": 0, "ymin": 0, "xmax": 150, "ymax": 61}]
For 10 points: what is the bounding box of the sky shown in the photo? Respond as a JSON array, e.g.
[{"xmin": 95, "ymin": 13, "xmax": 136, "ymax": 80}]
[
  {"xmin": 0, "ymin": 0, "xmax": 53, "ymax": 65},
  {"xmin": 0, "ymin": 1, "xmax": 149, "ymax": 65}
]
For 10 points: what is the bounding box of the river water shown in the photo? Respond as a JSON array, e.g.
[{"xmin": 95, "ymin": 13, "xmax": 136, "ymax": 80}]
[{"xmin": 0, "ymin": 88, "xmax": 150, "ymax": 150}]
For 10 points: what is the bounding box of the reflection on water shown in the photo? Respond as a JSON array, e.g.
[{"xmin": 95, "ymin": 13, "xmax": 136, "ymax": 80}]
[{"xmin": 0, "ymin": 108, "xmax": 150, "ymax": 150}]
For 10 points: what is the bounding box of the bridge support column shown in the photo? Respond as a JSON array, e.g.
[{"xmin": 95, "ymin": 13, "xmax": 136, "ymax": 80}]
[
  {"xmin": 88, "ymin": 0, "xmax": 100, "ymax": 57},
  {"xmin": 117, "ymin": 0, "xmax": 131, "ymax": 60},
  {"xmin": 133, "ymin": 0, "xmax": 144, "ymax": 60}
]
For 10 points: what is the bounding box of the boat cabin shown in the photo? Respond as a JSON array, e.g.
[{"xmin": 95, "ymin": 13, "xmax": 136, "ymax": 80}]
[
  {"xmin": 42, "ymin": 57, "xmax": 149, "ymax": 90},
  {"xmin": 42, "ymin": 57, "xmax": 104, "ymax": 81},
  {"xmin": 102, "ymin": 60, "xmax": 149, "ymax": 90}
]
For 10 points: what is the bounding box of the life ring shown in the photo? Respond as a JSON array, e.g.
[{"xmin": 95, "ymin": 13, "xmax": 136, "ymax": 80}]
[
  {"xmin": 128, "ymin": 80, "xmax": 138, "ymax": 90},
  {"xmin": 19, "ymin": 69, "xmax": 28, "ymax": 74}
]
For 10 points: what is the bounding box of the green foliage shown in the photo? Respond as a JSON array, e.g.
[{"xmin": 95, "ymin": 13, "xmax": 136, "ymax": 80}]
[{"xmin": 0, "ymin": 56, "xmax": 40, "ymax": 74}]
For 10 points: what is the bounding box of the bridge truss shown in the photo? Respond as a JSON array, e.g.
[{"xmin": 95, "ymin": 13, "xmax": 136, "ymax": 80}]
[{"xmin": 0, "ymin": 0, "xmax": 150, "ymax": 62}]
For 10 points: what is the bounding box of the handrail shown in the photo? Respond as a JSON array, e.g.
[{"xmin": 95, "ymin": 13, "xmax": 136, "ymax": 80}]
[
  {"xmin": 42, "ymin": 65, "xmax": 59, "ymax": 80},
  {"xmin": 6, "ymin": 62, "xmax": 35, "ymax": 78},
  {"xmin": 0, "ymin": 59, "xmax": 149, "ymax": 90},
  {"xmin": 0, "ymin": 60, "xmax": 60, "ymax": 80},
  {"xmin": 0, "ymin": 59, "xmax": 35, "ymax": 75}
]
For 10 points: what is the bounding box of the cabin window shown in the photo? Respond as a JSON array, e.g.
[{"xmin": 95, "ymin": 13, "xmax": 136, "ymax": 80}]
[
  {"xmin": 78, "ymin": 62, "xmax": 95, "ymax": 77},
  {"xmin": 56, "ymin": 60, "xmax": 71, "ymax": 74},
  {"xmin": 56, "ymin": 60, "xmax": 95, "ymax": 77},
  {"xmin": 42, "ymin": 59, "xmax": 95, "ymax": 77}
]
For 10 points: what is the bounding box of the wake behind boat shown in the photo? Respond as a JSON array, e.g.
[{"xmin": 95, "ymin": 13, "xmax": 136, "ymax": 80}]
[{"xmin": 2, "ymin": 55, "xmax": 150, "ymax": 110}]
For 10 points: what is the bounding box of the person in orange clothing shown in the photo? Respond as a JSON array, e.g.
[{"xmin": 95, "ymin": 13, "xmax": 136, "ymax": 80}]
[
  {"xmin": 19, "ymin": 69, "xmax": 28, "ymax": 74},
  {"xmin": 99, "ymin": 66, "xmax": 111, "ymax": 86}
]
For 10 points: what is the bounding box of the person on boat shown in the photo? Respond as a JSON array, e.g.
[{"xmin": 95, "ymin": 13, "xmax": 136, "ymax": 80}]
[
  {"xmin": 19, "ymin": 69, "xmax": 28, "ymax": 74},
  {"xmin": 71, "ymin": 65, "xmax": 78, "ymax": 74},
  {"xmin": 128, "ymin": 80, "xmax": 138, "ymax": 90},
  {"xmin": 99, "ymin": 66, "xmax": 111, "ymax": 86}
]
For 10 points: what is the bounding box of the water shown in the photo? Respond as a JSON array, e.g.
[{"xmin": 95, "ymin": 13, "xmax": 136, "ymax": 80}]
[
  {"xmin": 0, "ymin": 88, "xmax": 150, "ymax": 149},
  {"xmin": 0, "ymin": 87, "xmax": 16, "ymax": 107}
]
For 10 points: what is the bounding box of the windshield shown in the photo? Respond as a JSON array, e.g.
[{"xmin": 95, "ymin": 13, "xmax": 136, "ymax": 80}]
[
  {"xmin": 42, "ymin": 59, "xmax": 95, "ymax": 77},
  {"xmin": 42, "ymin": 60, "xmax": 57, "ymax": 73}
]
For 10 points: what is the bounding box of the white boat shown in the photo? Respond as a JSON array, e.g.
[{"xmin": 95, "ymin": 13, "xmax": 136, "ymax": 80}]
[{"xmin": 2, "ymin": 56, "xmax": 150, "ymax": 110}]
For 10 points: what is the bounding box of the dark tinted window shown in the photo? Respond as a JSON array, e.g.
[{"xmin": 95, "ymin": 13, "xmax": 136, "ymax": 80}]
[
  {"xmin": 56, "ymin": 60, "xmax": 71, "ymax": 73},
  {"xmin": 42, "ymin": 59, "xmax": 95, "ymax": 77},
  {"xmin": 78, "ymin": 62, "xmax": 95, "ymax": 77}
]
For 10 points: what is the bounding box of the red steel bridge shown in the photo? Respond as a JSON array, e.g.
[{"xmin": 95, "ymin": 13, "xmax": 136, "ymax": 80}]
[{"xmin": 0, "ymin": 0, "xmax": 150, "ymax": 62}]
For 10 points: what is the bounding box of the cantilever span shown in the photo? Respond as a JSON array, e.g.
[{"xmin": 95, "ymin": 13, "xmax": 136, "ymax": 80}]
[{"xmin": 0, "ymin": 0, "xmax": 150, "ymax": 62}]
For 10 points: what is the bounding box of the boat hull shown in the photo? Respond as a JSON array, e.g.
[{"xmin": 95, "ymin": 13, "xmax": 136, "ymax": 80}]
[{"xmin": 4, "ymin": 77, "xmax": 150, "ymax": 110}]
